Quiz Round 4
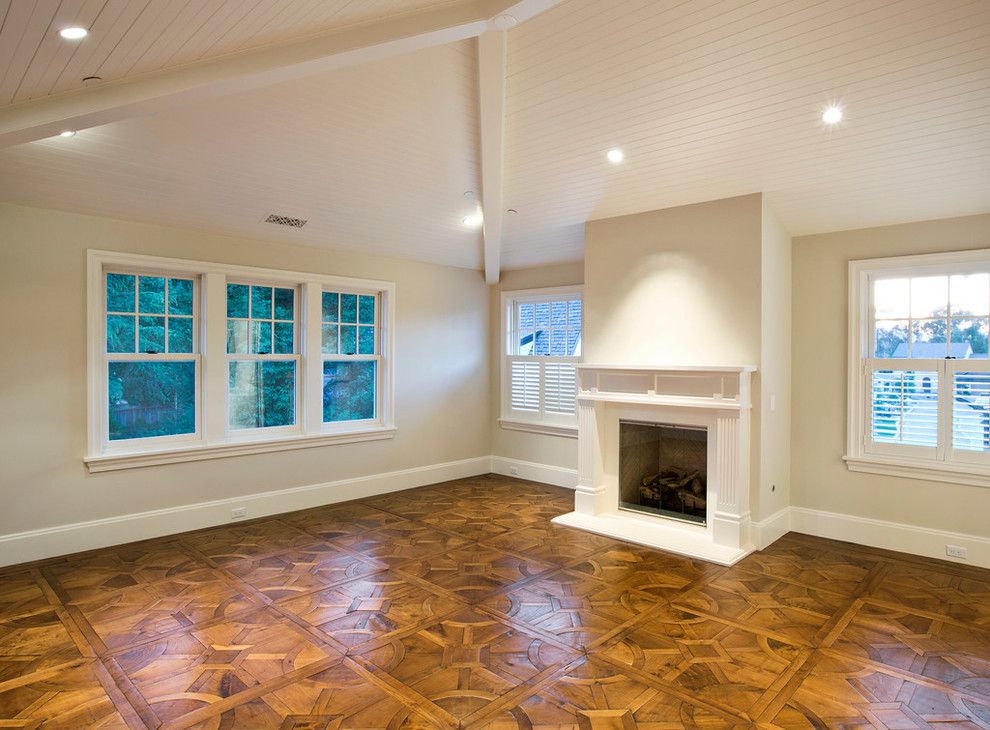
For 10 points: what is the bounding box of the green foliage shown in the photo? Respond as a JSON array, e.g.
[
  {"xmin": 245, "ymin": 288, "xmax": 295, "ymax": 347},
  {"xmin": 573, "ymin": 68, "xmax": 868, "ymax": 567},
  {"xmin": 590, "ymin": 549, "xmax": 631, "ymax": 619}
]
[
  {"xmin": 323, "ymin": 361, "xmax": 375, "ymax": 422},
  {"xmin": 108, "ymin": 362, "xmax": 195, "ymax": 440},
  {"xmin": 229, "ymin": 361, "xmax": 295, "ymax": 429}
]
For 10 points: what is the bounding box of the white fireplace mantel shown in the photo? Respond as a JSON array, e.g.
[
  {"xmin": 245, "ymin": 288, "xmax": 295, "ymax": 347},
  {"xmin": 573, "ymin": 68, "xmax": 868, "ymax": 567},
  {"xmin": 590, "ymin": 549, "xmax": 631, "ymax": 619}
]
[{"xmin": 553, "ymin": 364, "xmax": 757, "ymax": 565}]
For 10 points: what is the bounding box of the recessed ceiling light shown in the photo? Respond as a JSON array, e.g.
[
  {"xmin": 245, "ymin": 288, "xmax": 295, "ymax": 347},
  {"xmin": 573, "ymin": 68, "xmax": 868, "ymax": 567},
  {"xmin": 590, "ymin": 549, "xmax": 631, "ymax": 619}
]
[
  {"xmin": 822, "ymin": 105, "xmax": 843, "ymax": 125},
  {"xmin": 58, "ymin": 130, "xmax": 76, "ymax": 138},
  {"xmin": 606, "ymin": 148, "xmax": 624, "ymax": 163},
  {"xmin": 59, "ymin": 27, "xmax": 88, "ymax": 40},
  {"xmin": 462, "ymin": 208, "xmax": 484, "ymax": 228}
]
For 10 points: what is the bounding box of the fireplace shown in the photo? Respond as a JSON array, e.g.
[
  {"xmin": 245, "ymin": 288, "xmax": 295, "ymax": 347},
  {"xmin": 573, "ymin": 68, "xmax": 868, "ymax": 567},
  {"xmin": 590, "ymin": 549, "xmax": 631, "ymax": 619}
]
[
  {"xmin": 619, "ymin": 421, "xmax": 707, "ymax": 524},
  {"xmin": 553, "ymin": 364, "xmax": 756, "ymax": 565}
]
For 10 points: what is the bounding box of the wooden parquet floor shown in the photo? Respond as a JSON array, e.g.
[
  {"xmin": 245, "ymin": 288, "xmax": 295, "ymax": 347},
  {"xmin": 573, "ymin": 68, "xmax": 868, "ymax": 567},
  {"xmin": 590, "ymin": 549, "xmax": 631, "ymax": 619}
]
[{"xmin": 2, "ymin": 474, "xmax": 989, "ymax": 728}]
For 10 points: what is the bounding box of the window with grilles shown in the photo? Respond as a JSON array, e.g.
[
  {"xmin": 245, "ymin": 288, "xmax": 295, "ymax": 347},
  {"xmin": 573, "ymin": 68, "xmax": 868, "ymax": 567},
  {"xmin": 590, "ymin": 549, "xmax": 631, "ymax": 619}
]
[
  {"xmin": 502, "ymin": 287, "xmax": 582, "ymax": 431},
  {"xmin": 848, "ymin": 252, "xmax": 990, "ymax": 483}
]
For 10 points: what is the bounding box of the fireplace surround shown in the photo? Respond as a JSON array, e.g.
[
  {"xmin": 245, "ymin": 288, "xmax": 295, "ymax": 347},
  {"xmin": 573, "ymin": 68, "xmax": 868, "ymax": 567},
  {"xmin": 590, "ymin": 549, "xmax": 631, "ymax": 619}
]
[{"xmin": 553, "ymin": 364, "xmax": 756, "ymax": 565}]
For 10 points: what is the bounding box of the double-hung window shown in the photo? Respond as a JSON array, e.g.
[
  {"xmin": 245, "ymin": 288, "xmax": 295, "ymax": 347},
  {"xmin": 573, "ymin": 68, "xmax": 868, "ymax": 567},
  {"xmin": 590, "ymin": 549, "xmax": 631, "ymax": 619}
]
[
  {"xmin": 500, "ymin": 286, "xmax": 582, "ymax": 436},
  {"xmin": 87, "ymin": 251, "xmax": 395, "ymax": 471},
  {"xmin": 847, "ymin": 249, "xmax": 990, "ymax": 485}
]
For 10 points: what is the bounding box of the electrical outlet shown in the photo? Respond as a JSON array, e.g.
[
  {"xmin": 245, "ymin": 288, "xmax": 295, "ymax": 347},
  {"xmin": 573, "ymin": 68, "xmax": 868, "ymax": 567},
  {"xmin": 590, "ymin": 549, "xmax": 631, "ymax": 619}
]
[
  {"xmin": 231, "ymin": 507, "xmax": 247, "ymax": 520},
  {"xmin": 946, "ymin": 544, "xmax": 968, "ymax": 559},
  {"xmin": 509, "ymin": 466, "xmax": 520, "ymax": 476}
]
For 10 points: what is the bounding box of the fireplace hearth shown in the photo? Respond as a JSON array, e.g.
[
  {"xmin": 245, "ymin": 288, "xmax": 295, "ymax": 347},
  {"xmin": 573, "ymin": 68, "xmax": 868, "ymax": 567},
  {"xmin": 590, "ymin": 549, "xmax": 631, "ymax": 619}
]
[{"xmin": 619, "ymin": 420, "xmax": 707, "ymax": 524}]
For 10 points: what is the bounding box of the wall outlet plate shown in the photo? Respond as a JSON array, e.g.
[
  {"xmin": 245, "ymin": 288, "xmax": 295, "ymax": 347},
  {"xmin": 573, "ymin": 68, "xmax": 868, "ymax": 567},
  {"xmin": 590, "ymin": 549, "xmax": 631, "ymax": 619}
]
[
  {"xmin": 231, "ymin": 507, "xmax": 247, "ymax": 520},
  {"xmin": 946, "ymin": 544, "xmax": 968, "ymax": 559},
  {"xmin": 509, "ymin": 466, "xmax": 520, "ymax": 475}
]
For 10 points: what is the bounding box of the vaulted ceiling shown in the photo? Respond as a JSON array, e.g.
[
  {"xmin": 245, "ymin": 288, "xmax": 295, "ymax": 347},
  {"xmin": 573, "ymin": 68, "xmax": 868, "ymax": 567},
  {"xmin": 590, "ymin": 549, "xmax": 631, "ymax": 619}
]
[{"xmin": 0, "ymin": 0, "xmax": 988, "ymax": 273}]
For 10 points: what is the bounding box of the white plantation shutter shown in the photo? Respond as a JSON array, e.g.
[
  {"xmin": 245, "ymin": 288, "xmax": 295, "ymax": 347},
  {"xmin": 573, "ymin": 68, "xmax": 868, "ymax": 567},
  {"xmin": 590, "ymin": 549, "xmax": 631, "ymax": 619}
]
[
  {"xmin": 510, "ymin": 359, "xmax": 540, "ymax": 412},
  {"xmin": 544, "ymin": 362, "xmax": 577, "ymax": 415}
]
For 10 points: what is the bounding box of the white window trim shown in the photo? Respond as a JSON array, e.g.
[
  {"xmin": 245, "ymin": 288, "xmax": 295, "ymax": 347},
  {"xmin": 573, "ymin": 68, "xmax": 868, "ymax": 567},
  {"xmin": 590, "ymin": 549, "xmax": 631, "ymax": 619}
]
[
  {"xmin": 845, "ymin": 248, "xmax": 990, "ymax": 487},
  {"xmin": 499, "ymin": 285, "xmax": 582, "ymax": 438},
  {"xmin": 86, "ymin": 250, "xmax": 396, "ymax": 472}
]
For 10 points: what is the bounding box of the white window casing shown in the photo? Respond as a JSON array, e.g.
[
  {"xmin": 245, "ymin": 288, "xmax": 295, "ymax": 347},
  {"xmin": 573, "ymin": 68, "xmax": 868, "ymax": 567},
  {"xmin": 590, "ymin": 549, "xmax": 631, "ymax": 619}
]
[
  {"xmin": 846, "ymin": 249, "xmax": 990, "ymax": 487},
  {"xmin": 499, "ymin": 285, "xmax": 582, "ymax": 437},
  {"xmin": 86, "ymin": 250, "xmax": 396, "ymax": 472}
]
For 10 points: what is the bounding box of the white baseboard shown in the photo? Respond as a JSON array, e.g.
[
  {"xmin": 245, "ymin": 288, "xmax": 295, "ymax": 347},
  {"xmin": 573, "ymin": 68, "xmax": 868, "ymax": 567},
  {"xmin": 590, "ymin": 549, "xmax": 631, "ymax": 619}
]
[
  {"xmin": 758, "ymin": 505, "xmax": 990, "ymax": 569},
  {"xmin": 490, "ymin": 456, "xmax": 578, "ymax": 489},
  {"xmin": 751, "ymin": 507, "xmax": 792, "ymax": 550},
  {"xmin": 0, "ymin": 456, "xmax": 492, "ymax": 568}
]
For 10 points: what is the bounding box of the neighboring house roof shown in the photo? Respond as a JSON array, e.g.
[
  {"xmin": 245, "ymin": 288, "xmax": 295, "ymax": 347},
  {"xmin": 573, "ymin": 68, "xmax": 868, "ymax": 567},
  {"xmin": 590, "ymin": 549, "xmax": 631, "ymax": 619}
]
[{"xmin": 890, "ymin": 342, "xmax": 973, "ymax": 358}]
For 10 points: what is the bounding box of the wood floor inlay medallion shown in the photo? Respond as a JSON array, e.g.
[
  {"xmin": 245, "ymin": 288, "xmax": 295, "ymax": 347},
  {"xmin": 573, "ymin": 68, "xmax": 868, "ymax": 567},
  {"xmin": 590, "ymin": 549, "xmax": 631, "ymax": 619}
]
[{"xmin": 2, "ymin": 475, "xmax": 989, "ymax": 728}]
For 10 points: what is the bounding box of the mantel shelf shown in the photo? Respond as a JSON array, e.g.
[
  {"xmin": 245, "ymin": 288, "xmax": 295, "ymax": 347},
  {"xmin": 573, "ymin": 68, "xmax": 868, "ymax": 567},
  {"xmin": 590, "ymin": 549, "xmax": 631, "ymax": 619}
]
[
  {"xmin": 577, "ymin": 364, "xmax": 757, "ymax": 373},
  {"xmin": 577, "ymin": 391, "xmax": 747, "ymax": 410}
]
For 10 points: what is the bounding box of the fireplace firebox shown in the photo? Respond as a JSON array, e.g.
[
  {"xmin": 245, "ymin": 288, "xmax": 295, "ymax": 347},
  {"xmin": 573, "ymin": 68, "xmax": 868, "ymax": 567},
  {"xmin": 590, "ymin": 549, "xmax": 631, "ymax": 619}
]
[{"xmin": 618, "ymin": 420, "xmax": 707, "ymax": 524}]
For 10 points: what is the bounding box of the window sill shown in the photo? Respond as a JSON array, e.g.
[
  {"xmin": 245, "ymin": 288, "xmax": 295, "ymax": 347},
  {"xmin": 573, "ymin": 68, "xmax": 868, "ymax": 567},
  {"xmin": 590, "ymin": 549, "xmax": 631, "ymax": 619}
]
[
  {"xmin": 498, "ymin": 418, "xmax": 578, "ymax": 438},
  {"xmin": 843, "ymin": 454, "xmax": 990, "ymax": 488},
  {"xmin": 85, "ymin": 427, "xmax": 397, "ymax": 473}
]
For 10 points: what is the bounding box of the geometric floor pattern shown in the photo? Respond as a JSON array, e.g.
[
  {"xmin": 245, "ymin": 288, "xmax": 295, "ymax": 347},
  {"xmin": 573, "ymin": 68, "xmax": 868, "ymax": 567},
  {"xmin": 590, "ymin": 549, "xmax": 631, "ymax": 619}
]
[{"xmin": 1, "ymin": 474, "xmax": 989, "ymax": 728}]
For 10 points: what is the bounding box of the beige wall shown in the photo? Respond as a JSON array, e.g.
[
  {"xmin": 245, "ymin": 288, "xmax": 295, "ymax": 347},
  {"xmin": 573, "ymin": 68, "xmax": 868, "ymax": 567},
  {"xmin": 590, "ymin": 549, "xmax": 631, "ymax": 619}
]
[
  {"xmin": 490, "ymin": 262, "xmax": 583, "ymax": 469},
  {"xmin": 792, "ymin": 213, "xmax": 990, "ymax": 537},
  {"xmin": 760, "ymin": 202, "xmax": 792, "ymax": 518},
  {"xmin": 0, "ymin": 202, "xmax": 491, "ymax": 537},
  {"xmin": 583, "ymin": 194, "xmax": 782, "ymax": 518},
  {"xmin": 584, "ymin": 194, "xmax": 764, "ymax": 367}
]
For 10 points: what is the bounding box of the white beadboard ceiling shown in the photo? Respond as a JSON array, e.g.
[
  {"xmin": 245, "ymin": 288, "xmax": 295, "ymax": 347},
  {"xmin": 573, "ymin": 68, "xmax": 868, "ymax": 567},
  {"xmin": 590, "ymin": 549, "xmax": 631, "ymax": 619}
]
[
  {"xmin": 0, "ymin": 0, "xmax": 458, "ymax": 104},
  {"xmin": 0, "ymin": 0, "xmax": 988, "ymax": 270}
]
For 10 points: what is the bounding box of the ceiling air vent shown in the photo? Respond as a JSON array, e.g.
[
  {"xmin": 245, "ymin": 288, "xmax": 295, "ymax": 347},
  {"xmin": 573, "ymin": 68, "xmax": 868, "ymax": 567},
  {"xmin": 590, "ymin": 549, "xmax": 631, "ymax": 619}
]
[{"xmin": 264, "ymin": 213, "xmax": 308, "ymax": 228}]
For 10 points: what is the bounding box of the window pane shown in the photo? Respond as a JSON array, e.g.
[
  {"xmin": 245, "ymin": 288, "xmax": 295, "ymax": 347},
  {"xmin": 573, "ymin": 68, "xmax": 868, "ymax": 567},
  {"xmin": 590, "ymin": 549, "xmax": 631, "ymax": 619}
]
[
  {"xmin": 340, "ymin": 325, "xmax": 357, "ymax": 355},
  {"xmin": 138, "ymin": 276, "xmax": 166, "ymax": 313},
  {"xmin": 874, "ymin": 278, "xmax": 908, "ymax": 319},
  {"xmin": 168, "ymin": 317, "xmax": 193, "ymax": 353},
  {"xmin": 228, "ymin": 361, "xmax": 295, "ymax": 429},
  {"xmin": 108, "ymin": 361, "xmax": 195, "ymax": 440},
  {"xmin": 323, "ymin": 361, "xmax": 375, "ymax": 422},
  {"xmin": 252, "ymin": 321, "xmax": 272, "ymax": 354},
  {"xmin": 518, "ymin": 330, "xmax": 534, "ymax": 355},
  {"xmin": 550, "ymin": 301, "xmax": 567, "ymax": 328},
  {"xmin": 871, "ymin": 369, "xmax": 938, "ymax": 447},
  {"xmin": 227, "ymin": 284, "xmax": 249, "ymax": 318},
  {"xmin": 519, "ymin": 303, "xmax": 534, "ymax": 329},
  {"xmin": 340, "ymin": 294, "xmax": 358, "ymax": 323},
  {"xmin": 952, "ymin": 371, "xmax": 990, "ymax": 451},
  {"xmin": 106, "ymin": 314, "xmax": 135, "ymax": 352},
  {"xmin": 322, "ymin": 292, "xmax": 339, "ymax": 322},
  {"xmin": 322, "ymin": 324, "xmax": 339, "ymax": 354},
  {"xmin": 274, "ymin": 287, "xmax": 294, "ymax": 320},
  {"xmin": 168, "ymin": 278, "xmax": 194, "ymax": 315},
  {"xmin": 910, "ymin": 276, "xmax": 948, "ymax": 319},
  {"xmin": 106, "ymin": 273, "xmax": 135, "ymax": 313},
  {"xmin": 138, "ymin": 315, "xmax": 165, "ymax": 353},
  {"xmin": 535, "ymin": 302, "xmax": 550, "ymax": 326},
  {"xmin": 910, "ymin": 319, "xmax": 947, "ymax": 357},
  {"xmin": 534, "ymin": 329, "xmax": 550, "ymax": 356},
  {"xmin": 875, "ymin": 320, "xmax": 908, "ymax": 358},
  {"xmin": 550, "ymin": 328, "xmax": 567, "ymax": 356},
  {"xmin": 251, "ymin": 286, "xmax": 272, "ymax": 319},
  {"xmin": 358, "ymin": 295, "xmax": 375, "ymax": 324},
  {"xmin": 950, "ymin": 274, "xmax": 989, "ymax": 317},
  {"xmin": 566, "ymin": 328, "xmax": 581, "ymax": 356},
  {"xmin": 358, "ymin": 326, "xmax": 375, "ymax": 354},
  {"xmin": 568, "ymin": 300, "xmax": 582, "ymax": 327},
  {"xmin": 951, "ymin": 318, "xmax": 989, "ymax": 358},
  {"xmin": 227, "ymin": 320, "xmax": 249, "ymax": 354},
  {"xmin": 274, "ymin": 322, "xmax": 294, "ymax": 354}
]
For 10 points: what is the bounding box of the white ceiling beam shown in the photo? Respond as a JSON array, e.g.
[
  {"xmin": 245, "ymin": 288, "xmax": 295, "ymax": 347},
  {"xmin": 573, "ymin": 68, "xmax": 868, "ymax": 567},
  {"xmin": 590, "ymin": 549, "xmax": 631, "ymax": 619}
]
[
  {"xmin": 0, "ymin": 0, "xmax": 560, "ymax": 149},
  {"xmin": 477, "ymin": 28, "xmax": 508, "ymax": 285}
]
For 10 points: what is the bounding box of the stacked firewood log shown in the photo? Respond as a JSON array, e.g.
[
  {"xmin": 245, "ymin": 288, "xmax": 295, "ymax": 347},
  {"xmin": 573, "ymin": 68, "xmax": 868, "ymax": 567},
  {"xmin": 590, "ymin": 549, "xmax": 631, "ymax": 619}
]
[{"xmin": 639, "ymin": 468, "xmax": 706, "ymax": 511}]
